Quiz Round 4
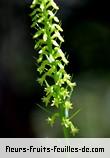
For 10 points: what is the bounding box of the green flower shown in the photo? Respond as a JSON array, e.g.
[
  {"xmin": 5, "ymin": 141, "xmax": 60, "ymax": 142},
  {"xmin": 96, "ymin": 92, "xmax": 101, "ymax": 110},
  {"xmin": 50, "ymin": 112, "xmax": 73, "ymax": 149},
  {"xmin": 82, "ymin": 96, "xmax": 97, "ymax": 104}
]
[{"xmin": 30, "ymin": 0, "xmax": 79, "ymax": 137}]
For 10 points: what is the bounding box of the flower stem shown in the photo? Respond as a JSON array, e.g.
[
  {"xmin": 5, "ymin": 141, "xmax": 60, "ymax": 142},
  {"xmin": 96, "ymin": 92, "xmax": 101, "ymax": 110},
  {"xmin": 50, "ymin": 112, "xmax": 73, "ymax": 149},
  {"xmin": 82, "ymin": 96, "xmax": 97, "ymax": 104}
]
[{"xmin": 59, "ymin": 104, "xmax": 69, "ymax": 138}]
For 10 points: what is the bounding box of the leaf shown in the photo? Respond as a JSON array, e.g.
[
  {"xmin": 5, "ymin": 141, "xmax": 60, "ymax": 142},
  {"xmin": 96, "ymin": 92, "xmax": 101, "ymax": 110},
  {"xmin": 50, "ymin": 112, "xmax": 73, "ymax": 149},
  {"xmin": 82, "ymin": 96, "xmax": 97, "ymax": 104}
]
[
  {"xmin": 31, "ymin": 21, "xmax": 37, "ymax": 28},
  {"xmin": 54, "ymin": 16, "xmax": 59, "ymax": 23},
  {"xmin": 46, "ymin": 0, "xmax": 59, "ymax": 10},
  {"xmin": 38, "ymin": 17, "xmax": 44, "ymax": 23},
  {"xmin": 51, "ymin": 0, "xmax": 59, "ymax": 10},
  {"xmin": 48, "ymin": 10, "xmax": 54, "ymax": 17},
  {"xmin": 33, "ymin": 29, "xmax": 44, "ymax": 38},
  {"xmin": 54, "ymin": 70, "xmax": 62, "ymax": 81},
  {"xmin": 52, "ymin": 31, "xmax": 64, "ymax": 42},
  {"xmin": 30, "ymin": 8, "xmax": 40, "ymax": 17},
  {"xmin": 66, "ymin": 80, "xmax": 76, "ymax": 88},
  {"xmin": 37, "ymin": 54, "xmax": 43, "ymax": 63},
  {"xmin": 43, "ymin": 33, "xmax": 47, "ymax": 41},
  {"xmin": 46, "ymin": 54, "xmax": 55, "ymax": 63},
  {"xmin": 48, "ymin": 12, "xmax": 59, "ymax": 23},
  {"xmin": 54, "ymin": 24, "xmax": 63, "ymax": 32},
  {"xmin": 32, "ymin": 14, "xmax": 39, "ymax": 22},
  {"xmin": 37, "ymin": 77, "xmax": 45, "ymax": 86},
  {"xmin": 40, "ymin": 3, "xmax": 44, "ymax": 11},
  {"xmin": 54, "ymin": 47, "xmax": 68, "ymax": 64},
  {"xmin": 46, "ymin": 66, "xmax": 56, "ymax": 76},
  {"xmin": 38, "ymin": 49, "xmax": 43, "ymax": 54},
  {"xmin": 30, "ymin": 0, "xmax": 38, "ymax": 8},
  {"xmin": 34, "ymin": 39, "xmax": 44, "ymax": 49},
  {"xmin": 37, "ymin": 60, "xmax": 49, "ymax": 74},
  {"xmin": 38, "ymin": 46, "xmax": 48, "ymax": 54},
  {"xmin": 52, "ymin": 40, "xmax": 59, "ymax": 46},
  {"xmin": 64, "ymin": 73, "xmax": 71, "ymax": 80},
  {"xmin": 38, "ymin": 66, "xmax": 56, "ymax": 85},
  {"xmin": 48, "ymin": 24, "xmax": 63, "ymax": 33}
]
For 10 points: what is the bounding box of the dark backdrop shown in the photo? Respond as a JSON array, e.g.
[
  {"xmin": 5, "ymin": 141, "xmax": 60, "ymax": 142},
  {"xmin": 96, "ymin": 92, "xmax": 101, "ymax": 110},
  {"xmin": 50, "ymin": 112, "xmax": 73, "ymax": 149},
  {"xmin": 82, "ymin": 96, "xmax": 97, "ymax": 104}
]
[{"xmin": 0, "ymin": 0, "xmax": 110, "ymax": 137}]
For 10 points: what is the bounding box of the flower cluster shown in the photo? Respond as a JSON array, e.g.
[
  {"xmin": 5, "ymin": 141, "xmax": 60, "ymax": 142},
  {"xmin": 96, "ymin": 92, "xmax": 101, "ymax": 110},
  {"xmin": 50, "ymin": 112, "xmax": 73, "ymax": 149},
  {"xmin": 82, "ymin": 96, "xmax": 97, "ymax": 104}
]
[{"xmin": 30, "ymin": 0, "xmax": 78, "ymax": 136}]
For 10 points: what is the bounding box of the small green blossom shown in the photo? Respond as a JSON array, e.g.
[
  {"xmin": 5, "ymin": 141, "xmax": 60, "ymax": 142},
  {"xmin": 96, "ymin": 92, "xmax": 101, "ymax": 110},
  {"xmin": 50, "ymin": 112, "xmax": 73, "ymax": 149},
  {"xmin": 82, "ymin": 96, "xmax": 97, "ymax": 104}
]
[
  {"xmin": 47, "ymin": 113, "xmax": 59, "ymax": 126},
  {"xmin": 30, "ymin": 0, "xmax": 79, "ymax": 137}
]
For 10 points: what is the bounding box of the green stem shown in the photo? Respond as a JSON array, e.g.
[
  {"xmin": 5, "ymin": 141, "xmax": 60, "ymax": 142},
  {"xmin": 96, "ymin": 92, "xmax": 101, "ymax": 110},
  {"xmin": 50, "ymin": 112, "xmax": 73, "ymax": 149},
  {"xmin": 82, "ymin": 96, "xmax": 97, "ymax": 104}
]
[
  {"xmin": 63, "ymin": 125, "xmax": 69, "ymax": 138},
  {"xmin": 59, "ymin": 104, "xmax": 69, "ymax": 138}
]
